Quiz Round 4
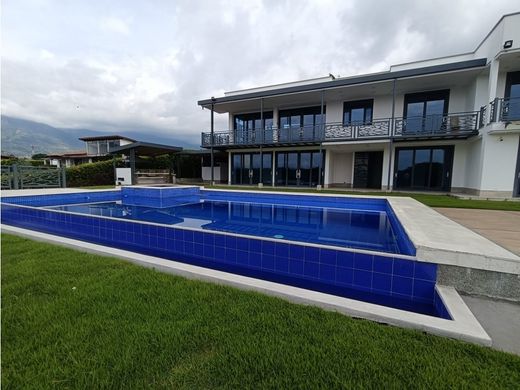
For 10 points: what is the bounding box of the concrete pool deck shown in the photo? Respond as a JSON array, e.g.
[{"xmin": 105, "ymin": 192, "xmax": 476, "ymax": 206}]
[{"xmin": 435, "ymin": 208, "xmax": 520, "ymax": 257}]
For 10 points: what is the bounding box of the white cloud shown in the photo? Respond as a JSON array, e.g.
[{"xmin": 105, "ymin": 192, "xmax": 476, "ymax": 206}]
[
  {"xmin": 1, "ymin": 0, "xmax": 520, "ymax": 144},
  {"xmin": 99, "ymin": 17, "xmax": 130, "ymax": 35}
]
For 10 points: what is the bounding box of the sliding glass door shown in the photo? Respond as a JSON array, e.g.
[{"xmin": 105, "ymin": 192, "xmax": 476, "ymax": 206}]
[
  {"xmin": 275, "ymin": 151, "xmax": 324, "ymax": 187},
  {"xmin": 231, "ymin": 152, "xmax": 272, "ymax": 185},
  {"xmin": 394, "ymin": 146, "xmax": 454, "ymax": 191}
]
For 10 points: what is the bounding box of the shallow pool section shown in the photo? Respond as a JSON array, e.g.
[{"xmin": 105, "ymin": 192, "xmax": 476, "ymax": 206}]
[{"xmin": 1, "ymin": 187, "xmax": 447, "ymax": 319}]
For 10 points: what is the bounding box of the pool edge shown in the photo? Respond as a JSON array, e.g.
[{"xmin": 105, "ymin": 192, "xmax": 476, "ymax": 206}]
[{"xmin": 1, "ymin": 224, "xmax": 491, "ymax": 347}]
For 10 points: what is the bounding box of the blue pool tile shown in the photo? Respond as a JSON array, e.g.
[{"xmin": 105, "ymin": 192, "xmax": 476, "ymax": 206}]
[
  {"xmin": 414, "ymin": 262, "xmax": 437, "ymax": 282},
  {"xmin": 262, "ymin": 254, "xmax": 275, "ymax": 270},
  {"xmin": 413, "ymin": 279, "xmax": 435, "ymax": 301},
  {"xmin": 320, "ymin": 249, "xmax": 337, "ymax": 266},
  {"xmin": 183, "ymin": 229, "xmax": 194, "ymax": 243},
  {"xmin": 353, "ymin": 269, "xmax": 372, "ymax": 289},
  {"xmin": 275, "ymin": 242, "xmax": 290, "ymax": 257},
  {"xmin": 193, "ymin": 243, "xmax": 204, "ymax": 257},
  {"xmin": 225, "ymin": 235, "xmax": 237, "ymax": 249},
  {"xmin": 319, "ymin": 264, "xmax": 335, "ymax": 282},
  {"xmin": 393, "ymin": 258, "xmax": 414, "ymax": 278},
  {"xmin": 303, "ymin": 261, "xmax": 319, "ymax": 278},
  {"xmin": 215, "ymin": 246, "xmax": 226, "ymax": 261},
  {"xmin": 249, "ymin": 239, "xmax": 262, "ymax": 253},
  {"xmin": 288, "ymin": 259, "xmax": 304, "ymax": 275},
  {"xmin": 203, "ymin": 245, "xmax": 215, "ymax": 258},
  {"xmin": 392, "ymin": 276, "xmax": 413, "ymax": 296},
  {"xmin": 289, "ymin": 244, "xmax": 305, "ymax": 260},
  {"xmin": 373, "ymin": 256, "xmax": 393, "ymax": 274},
  {"xmin": 354, "ymin": 253, "xmax": 373, "ymax": 271},
  {"xmin": 236, "ymin": 250, "xmax": 249, "ymax": 265},
  {"xmin": 304, "ymin": 246, "xmax": 319, "ymax": 262},
  {"xmin": 336, "ymin": 251, "xmax": 354, "ymax": 268},
  {"xmin": 225, "ymin": 248, "xmax": 237, "ymax": 263},
  {"xmin": 203, "ymin": 233, "xmax": 215, "ymax": 246},
  {"xmin": 215, "ymin": 234, "xmax": 226, "ymax": 247},
  {"xmin": 372, "ymin": 273, "xmax": 392, "ymax": 293},
  {"xmin": 336, "ymin": 267, "xmax": 353, "ymax": 285},
  {"xmin": 236, "ymin": 238, "xmax": 249, "ymax": 251},
  {"xmin": 262, "ymin": 241, "xmax": 275, "ymax": 255},
  {"xmin": 275, "ymin": 257, "xmax": 289, "ymax": 273},
  {"xmin": 249, "ymin": 253, "xmax": 261, "ymax": 268},
  {"xmin": 193, "ymin": 231, "xmax": 204, "ymax": 244}
]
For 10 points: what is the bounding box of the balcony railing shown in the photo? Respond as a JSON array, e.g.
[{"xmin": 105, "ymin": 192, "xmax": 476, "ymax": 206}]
[{"xmin": 201, "ymin": 111, "xmax": 480, "ymax": 147}]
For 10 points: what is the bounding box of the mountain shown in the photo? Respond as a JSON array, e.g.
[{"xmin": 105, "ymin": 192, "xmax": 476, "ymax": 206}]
[{"xmin": 1, "ymin": 116, "xmax": 198, "ymax": 157}]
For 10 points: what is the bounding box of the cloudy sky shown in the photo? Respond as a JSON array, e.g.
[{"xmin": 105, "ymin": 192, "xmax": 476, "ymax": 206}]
[{"xmin": 2, "ymin": 0, "xmax": 519, "ymax": 145}]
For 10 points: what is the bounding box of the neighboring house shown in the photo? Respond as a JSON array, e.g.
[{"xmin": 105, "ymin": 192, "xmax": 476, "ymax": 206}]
[
  {"xmin": 45, "ymin": 135, "xmax": 136, "ymax": 167},
  {"xmin": 199, "ymin": 12, "xmax": 520, "ymax": 198}
]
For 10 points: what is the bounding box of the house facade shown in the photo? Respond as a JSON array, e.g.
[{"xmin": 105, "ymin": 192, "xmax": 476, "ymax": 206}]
[
  {"xmin": 46, "ymin": 135, "xmax": 136, "ymax": 167},
  {"xmin": 199, "ymin": 12, "xmax": 520, "ymax": 198}
]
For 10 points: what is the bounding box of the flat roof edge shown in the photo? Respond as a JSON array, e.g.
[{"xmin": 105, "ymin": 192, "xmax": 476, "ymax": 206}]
[{"xmin": 198, "ymin": 58, "xmax": 487, "ymax": 107}]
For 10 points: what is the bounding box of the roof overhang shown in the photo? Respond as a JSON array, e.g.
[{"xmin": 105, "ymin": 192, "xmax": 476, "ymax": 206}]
[
  {"xmin": 109, "ymin": 141, "xmax": 183, "ymax": 156},
  {"xmin": 198, "ymin": 58, "xmax": 488, "ymax": 113}
]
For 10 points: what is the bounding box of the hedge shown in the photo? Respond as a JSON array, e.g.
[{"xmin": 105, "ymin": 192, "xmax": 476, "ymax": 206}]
[{"xmin": 66, "ymin": 159, "xmax": 124, "ymax": 187}]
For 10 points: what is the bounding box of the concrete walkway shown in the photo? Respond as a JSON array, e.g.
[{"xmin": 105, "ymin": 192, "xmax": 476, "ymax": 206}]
[
  {"xmin": 434, "ymin": 208, "xmax": 520, "ymax": 256},
  {"xmin": 462, "ymin": 294, "xmax": 520, "ymax": 355}
]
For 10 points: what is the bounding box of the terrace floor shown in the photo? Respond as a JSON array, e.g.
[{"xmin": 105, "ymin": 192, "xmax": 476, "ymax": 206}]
[{"xmin": 435, "ymin": 208, "xmax": 520, "ymax": 256}]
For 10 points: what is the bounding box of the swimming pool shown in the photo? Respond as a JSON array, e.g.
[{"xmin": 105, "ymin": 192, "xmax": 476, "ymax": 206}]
[{"xmin": 1, "ymin": 187, "xmax": 445, "ymax": 318}]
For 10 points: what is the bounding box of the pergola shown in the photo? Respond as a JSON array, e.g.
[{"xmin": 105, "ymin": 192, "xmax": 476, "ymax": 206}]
[{"xmin": 110, "ymin": 141, "xmax": 183, "ymax": 184}]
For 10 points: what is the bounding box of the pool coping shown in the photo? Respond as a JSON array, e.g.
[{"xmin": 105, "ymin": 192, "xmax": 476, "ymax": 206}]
[{"xmin": 1, "ymin": 224, "xmax": 491, "ymax": 347}]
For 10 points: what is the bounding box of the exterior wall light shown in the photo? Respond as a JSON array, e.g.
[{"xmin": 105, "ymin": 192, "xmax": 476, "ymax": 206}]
[{"xmin": 503, "ymin": 40, "xmax": 513, "ymax": 49}]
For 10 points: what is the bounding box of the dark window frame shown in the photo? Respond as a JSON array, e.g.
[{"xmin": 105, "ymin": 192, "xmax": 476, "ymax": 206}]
[
  {"xmin": 343, "ymin": 99, "xmax": 374, "ymax": 125},
  {"xmin": 278, "ymin": 106, "xmax": 326, "ymax": 129},
  {"xmin": 393, "ymin": 145, "xmax": 454, "ymax": 191},
  {"xmin": 403, "ymin": 89, "xmax": 450, "ymax": 118}
]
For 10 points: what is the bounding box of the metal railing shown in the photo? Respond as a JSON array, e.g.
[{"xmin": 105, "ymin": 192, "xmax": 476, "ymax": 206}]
[
  {"xmin": 1, "ymin": 164, "xmax": 66, "ymax": 190},
  {"xmin": 201, "ymin": 111, "xmax": 480, "ymax": 147}
]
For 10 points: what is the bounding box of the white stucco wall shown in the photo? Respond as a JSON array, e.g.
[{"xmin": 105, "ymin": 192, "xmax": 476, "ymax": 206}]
[
  {"xmin": 479, "ymin": 134, "xmax": 519, "ymax": 193},
  {"xmin": 328, "ymin": 151, "xmax": 353, "ymax": 185}
]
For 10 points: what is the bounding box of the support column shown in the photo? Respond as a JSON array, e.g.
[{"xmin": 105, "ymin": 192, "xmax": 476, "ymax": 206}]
[
  {"xmin": 488, "ymin": 59, "xmax": 500, "ymax": 122},
  {"xmin": 129, "ymin": 148, "xmax": 136, "ymax": 185},
  {"xmin": 318, "ymin": 90, "xmax": 324, "ymax": 188},
  {"xmin": 386, "ymin": 78, "xmax": 396, "ymax": 191},
  {"xmin": 272, "ymin": 151, "xmax": 276, "ymax": 186},
  {"xmin": 210, "ymin": 99, "xmax": 215, "ymax": 185},
  {"xmin": 273, "ymin": 107, "xmax": 279, "ymax": 142},
  {"xmin": 228, "ymin": 152, "xmax": 232, "ymax": 185},
  {"xmin": 260, "ymin": 98, "xmax": 264, "ymax": 186}
]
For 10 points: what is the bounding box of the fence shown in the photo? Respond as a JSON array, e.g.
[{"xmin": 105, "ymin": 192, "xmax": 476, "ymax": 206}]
[{"xmin": 1, "ymin": 164, "xmax": 66, "ymax": 190}]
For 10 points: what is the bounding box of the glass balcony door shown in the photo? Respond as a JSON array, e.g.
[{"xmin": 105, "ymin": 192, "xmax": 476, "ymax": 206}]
[
  {"xmin": 404, "ymin": 90, "xmax": 449, "ymax": 134},
  {"xmin": 505, "ymin": 71, "xmax": 520, "ymax": 121}
]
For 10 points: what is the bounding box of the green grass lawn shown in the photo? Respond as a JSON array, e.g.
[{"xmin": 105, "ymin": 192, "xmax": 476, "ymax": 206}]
[
  {"xmin": 2, "ymin": 234, "xmax": 520, "ymax": 389},
  {"xmin": 207, "ymin": 185, "xmax": 520, "ymax": 211}
]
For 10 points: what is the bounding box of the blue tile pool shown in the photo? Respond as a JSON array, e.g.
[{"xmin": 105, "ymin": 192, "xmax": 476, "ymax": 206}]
[
  {"xmin": 1, "ymin": 187, "xmax": 449, "ymax": 319},
  {"xmin": 47, "ymin": 200, "xmax": 406, "ymax": 255}
]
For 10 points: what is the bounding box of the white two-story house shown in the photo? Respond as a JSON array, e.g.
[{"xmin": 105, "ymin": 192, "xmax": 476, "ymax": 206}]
[{"xmin": 199, "ymin": 12, "xmax": 520, "ymax": 198}]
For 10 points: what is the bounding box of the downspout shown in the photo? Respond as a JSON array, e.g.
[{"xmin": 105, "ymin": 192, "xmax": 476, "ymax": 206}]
[
  {"xmin": 260, "ymin": 98, "xmax": 264, "ymax": 186},
  {"xmin": 318, "ymin": 90, "xmax": 324, "ymax": 189}
]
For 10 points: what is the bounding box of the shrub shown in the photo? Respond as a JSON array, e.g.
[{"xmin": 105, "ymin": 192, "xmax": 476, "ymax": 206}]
[{"xmin": 66, "ymin": 159, "xmax": 124, "ymax": 187}]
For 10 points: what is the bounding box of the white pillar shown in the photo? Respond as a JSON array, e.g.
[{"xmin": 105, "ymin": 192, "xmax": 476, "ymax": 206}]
[
  {"xmin": 228, "ymin": 152, "xmax": 232, "ymax": 185},
  {"xmin": 323, "ymin": 149, "xmax": 331, "ymax": 187},
  {"xmin": 272, "ymin": 151, "xmax": 276, "ymax": 186},
  {"xmin": 487, "ymin": 59, "xmax": 500, "ymax": 103}
]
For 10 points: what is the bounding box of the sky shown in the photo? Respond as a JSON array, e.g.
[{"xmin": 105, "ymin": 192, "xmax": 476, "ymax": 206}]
[{"xmin": 2, "ymin": 0, "xmax": 520, "ymax": 145}]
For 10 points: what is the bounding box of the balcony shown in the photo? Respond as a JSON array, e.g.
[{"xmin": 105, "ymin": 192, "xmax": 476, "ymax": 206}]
[
  {"xmin": 201, "ymin": 111, "xmax": 480, "ymax": 148},
  {"xmin": 490, "ymin": 97, "xmax": 520, "ymax": 122}
]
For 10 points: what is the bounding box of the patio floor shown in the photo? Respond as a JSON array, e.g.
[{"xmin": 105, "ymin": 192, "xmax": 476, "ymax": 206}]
[{"xmin": 434, "ymin": 208, "xmax": 520, "ymax": 256}]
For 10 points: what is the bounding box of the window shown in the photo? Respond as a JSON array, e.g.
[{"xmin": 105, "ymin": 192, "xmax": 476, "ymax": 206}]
[
  {"xmin": 108, "ymin": 139, "xmax": 121, "ymax": 151},
  {"xmin": 98, "ymin": 140, "xmax": 108, "ymax": 155},
  {"xmin": 343, "ymin": 100, "xmax": 373, "ymax": 125},
  {"xmin": 403, "ymin": 90, "xmax": 449, "ymax": 133},
  {"xmin": 234, "ymin": 112, "xmax": 273, "ymax": 144},
  {"xmin": 87, "ymin": 141, "xmax": 98, "ymax": 155}
]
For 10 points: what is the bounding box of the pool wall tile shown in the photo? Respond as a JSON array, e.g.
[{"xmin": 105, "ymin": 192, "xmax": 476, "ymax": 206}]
[{"xmin": 1, "ymin": 191, "xmax": 445, "ymax": 317}]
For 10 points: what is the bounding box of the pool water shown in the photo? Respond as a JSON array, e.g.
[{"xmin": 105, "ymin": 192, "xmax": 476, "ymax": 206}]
[{"xmin": 48, "ymin": 200, "xmax": 403, "ymax": 254}]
